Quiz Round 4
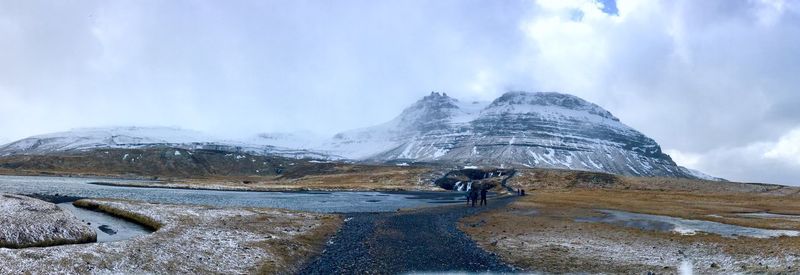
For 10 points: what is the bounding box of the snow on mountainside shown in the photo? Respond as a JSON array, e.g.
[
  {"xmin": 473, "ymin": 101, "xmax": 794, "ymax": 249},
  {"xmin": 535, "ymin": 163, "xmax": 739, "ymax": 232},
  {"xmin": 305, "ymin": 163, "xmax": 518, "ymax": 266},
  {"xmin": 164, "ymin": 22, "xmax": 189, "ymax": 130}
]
[
  {"xmin": 324, "ymin": 91, "xmax": 713, "ymax": 179},
  {"xmin": 679, "ymin": 166, "xmax": 726, "ymax": 181},
  {"xmin": 0, "ymin": 92, "xmax": 721, "ymax": 180},
  {"xmin": 323, "ymin": 93, "xmax": 490, "ymax": 159},
  {"xmin": 0, "ymin": 127, "xmax": 338, "ymax": 160}
]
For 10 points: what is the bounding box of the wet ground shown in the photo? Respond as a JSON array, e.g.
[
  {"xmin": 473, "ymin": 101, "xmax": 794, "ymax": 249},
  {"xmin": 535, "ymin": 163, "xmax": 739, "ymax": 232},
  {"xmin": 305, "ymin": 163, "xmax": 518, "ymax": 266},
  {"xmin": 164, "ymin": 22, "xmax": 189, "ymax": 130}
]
[
  {"xmin": 0, "ymin": 175, "xmax": 467, "ymax": 213},
  {"xmin": 736, "ymin": 212, "xmax": 800, "ymax": 221},
  {"xmin": 576, "ymin": 209, "xmax": 800, "ymax": 238},
  {"xmin": 57, "ymin": 203, "xmax": 152, "ymax": 242},
  {"xmin": 299, "ymin": 197, "xmax": 518, "ymax": 274},
  {"xmin": 4, "ymin": 174, "xmax": 520, "ymax": 272}
]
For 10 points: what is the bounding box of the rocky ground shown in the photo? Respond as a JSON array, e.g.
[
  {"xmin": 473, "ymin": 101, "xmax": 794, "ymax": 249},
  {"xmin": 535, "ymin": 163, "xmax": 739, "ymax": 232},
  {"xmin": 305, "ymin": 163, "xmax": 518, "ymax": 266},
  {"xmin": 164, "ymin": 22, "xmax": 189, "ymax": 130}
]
[
  {"xmin": 300, "ymin": 196, "xmax": 518, "ymax": 273},
  {"xmin": 0, "ymin": 193, "xmax": 95, "ymax": 248},
  {"xmin": 462, "ymin": 187, "xmax": 800, "ymax": 274},
  {"xmin": 0, "ymin": 199, "xmax": 341, "ymax": 274}
]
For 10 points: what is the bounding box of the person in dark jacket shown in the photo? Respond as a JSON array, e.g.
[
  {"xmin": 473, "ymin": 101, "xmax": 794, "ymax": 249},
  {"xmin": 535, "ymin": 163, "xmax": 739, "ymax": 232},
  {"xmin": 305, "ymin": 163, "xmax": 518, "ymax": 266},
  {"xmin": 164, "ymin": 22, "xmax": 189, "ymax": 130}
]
[
  {"xmin": 470, "ymin": 188, "xmax": 478, "ymax": 207},
  {"xmin": 480, "ymin": 188, "xmax": 488, "ymax": 206}
]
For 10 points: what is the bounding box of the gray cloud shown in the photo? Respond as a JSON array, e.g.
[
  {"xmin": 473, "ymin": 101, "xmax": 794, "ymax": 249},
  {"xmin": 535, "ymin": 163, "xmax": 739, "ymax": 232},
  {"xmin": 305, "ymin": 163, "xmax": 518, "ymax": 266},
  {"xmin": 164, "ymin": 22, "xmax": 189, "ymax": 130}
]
[{"xmin": 1, "ymin": 0, "xmax": 799, "ymax": 184}]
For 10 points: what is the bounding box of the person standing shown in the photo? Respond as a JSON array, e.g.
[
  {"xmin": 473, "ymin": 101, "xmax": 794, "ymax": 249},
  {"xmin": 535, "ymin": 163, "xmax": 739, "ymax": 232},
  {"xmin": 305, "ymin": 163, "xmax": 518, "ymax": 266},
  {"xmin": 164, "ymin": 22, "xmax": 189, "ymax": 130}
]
[
  {"xmin": 470, "ymin": 188, "xmax": 478, "ymax": 207},
  {"xmin": 466, "ymin": 188, "xmax": 472, "ymax": 206},
  {"xmin": 480, "ymin": 188, "xmax": 488, "ymax": 206}
]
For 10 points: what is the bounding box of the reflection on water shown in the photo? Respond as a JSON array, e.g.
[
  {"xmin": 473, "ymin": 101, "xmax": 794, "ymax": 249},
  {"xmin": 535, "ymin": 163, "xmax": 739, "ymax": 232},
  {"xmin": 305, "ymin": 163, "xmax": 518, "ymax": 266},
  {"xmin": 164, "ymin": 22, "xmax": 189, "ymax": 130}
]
[
  {"xmin": 0, "ymin": 175, "xmax": 464, "ymax": 213},
  {"xmin": 58, "ymin": 203, "xmax": 152, "ymax": 242},
  {"xmin": 576, "ymin": 209, "xmax": 800, "ymax": 238}
]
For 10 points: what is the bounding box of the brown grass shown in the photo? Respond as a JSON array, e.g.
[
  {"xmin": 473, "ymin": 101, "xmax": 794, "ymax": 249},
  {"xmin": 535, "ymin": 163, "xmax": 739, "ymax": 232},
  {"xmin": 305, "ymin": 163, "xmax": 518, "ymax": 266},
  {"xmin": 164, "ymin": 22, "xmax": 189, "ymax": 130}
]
[
  {"xmin": 1, "ymin": 164, "xmax": 440, "ymax": 192},
  {"xmin": 462, "ymin": 187, "xmax": 800, "ymax": 273},
  {"xmin": 172, "ymin": 165, "xmax": 439, "ymax": 191},
  {"xmin": 255, "ymin": 215, "xmax": 343, "ymax": 274},
  {"xmin": 527, "ymin": 189, "xmax": 800, "ymax": 230}
]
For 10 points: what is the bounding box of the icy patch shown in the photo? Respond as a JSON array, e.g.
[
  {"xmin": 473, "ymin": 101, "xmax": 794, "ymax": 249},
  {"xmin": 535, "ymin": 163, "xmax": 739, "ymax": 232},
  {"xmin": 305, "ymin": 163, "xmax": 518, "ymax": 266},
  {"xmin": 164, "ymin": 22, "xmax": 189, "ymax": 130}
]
[
  {"xmin": 737, "ymin": 212, "xmax": 800, "ymax": 221},
  {"xmin": 680, "ymin": 260, "xmax": 693, "ymax": 275},
  {"xmin": 576, "ymin": 209, "xmax": 800, "ymax": 238}
]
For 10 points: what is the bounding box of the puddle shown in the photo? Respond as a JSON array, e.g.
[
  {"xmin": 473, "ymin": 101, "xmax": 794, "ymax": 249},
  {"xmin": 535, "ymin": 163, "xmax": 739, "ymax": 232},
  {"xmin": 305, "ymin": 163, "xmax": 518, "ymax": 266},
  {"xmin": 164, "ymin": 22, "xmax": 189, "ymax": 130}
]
[
  {"xmin": 510, "ymin": 209, "xmax": 539, "ymax": 216},
  {"xmin": 736, "ymin": 212, "xmax": 800, "ymax": 221},
  {"xmin": 576, "ymin": 209, "xmax": 800, "ymax": 238},
  {"xmin": 58, "ymin": 203, "xmax": 152, "ymax": 242}
]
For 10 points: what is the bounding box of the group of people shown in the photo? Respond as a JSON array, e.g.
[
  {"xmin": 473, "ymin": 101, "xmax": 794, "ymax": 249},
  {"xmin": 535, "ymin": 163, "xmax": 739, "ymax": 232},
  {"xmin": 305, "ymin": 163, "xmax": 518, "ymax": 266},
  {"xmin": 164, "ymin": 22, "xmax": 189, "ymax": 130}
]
[
  {"xmin": 466, "ymin": 187, "xmax": 488, "ymax": 207},
  {"xmin": 466, "ymin": 187, "xmax": 528, "ymax": 207}
]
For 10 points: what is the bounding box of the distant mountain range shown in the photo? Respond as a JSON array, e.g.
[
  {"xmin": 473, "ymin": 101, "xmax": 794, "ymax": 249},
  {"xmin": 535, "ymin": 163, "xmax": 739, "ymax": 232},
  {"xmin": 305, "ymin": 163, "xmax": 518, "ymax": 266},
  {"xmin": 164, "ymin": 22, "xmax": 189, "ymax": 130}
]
[
  {"xmin": 0, "ymin": 127, "xmax": 336, "ymax": 160},
  {"xmin": 0, "ymin": 91, "xmax": 722, "ymax": 180}
]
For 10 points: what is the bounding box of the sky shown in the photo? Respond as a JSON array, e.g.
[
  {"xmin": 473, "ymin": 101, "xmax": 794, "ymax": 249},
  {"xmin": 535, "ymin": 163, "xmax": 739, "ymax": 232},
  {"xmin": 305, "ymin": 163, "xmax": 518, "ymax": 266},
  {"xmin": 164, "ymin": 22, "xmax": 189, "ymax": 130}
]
[{"xmin": 1, "ymin": 0, "xmax": 799, "ymax": 185}]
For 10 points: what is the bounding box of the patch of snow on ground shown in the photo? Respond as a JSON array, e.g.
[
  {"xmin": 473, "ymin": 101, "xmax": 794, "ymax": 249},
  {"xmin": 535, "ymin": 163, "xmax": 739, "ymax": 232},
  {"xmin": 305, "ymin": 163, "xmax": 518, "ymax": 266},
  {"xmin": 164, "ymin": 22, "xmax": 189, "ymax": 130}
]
[
  {"xmin": 0, "ymin": 199, "xmax": 337, "ymax": 274},
  {"xmin": 0, "ymin": 194, "xmax": 95, "ymax": 248}
]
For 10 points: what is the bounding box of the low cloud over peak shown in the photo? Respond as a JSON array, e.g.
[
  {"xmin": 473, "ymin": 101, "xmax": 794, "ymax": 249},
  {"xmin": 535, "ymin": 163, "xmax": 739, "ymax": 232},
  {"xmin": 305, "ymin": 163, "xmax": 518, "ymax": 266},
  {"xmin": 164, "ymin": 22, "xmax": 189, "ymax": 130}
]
[{"xmin": 1, "ymin": 0, "xmax": 799, "ymax": 184}]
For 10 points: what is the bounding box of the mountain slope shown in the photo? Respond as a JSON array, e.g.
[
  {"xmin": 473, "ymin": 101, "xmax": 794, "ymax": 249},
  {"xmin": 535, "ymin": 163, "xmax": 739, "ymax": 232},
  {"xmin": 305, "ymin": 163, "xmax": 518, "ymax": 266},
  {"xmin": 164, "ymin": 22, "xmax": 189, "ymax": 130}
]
[
  {"xmin": 0, "ymin": 127, "xmax": 338, "ymax": 160},
  {"xmin": 325, "ymin": 91, "xmax": 700, "ymax": 178}
]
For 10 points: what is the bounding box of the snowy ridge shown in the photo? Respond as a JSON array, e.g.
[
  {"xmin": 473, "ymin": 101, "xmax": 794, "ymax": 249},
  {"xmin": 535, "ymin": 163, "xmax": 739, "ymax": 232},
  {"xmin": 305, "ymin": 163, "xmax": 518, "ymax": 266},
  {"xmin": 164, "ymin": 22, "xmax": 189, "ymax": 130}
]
[
  {"xmin": 322, "ymin": 91, "xmax": 714, "ymax": 179},
  {"xmin": 0, "ymin": 127, "xmax": 340, "ymax": 160},
  {"xmin": 0, "ymin": 92, "xmax": 721, "ymax": 180},
  {"xmin": 679, "ymin": 166, "xmax": 726, "ymax": 181}
]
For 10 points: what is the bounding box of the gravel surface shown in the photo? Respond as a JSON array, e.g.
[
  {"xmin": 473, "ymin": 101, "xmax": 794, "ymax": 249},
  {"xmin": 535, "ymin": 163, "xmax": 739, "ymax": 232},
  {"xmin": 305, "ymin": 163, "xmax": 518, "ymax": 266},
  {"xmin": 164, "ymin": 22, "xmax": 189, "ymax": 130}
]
[{"xmin": 299, "ymin": 196, "xmax": 518, "ymax": 274}]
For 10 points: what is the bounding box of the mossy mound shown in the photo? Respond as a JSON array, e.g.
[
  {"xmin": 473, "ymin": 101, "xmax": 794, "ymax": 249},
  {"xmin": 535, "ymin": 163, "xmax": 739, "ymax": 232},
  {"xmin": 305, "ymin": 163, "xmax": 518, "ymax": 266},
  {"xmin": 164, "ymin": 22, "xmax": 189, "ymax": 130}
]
[{"xmin": 0, "ymin": 194, "xmax": 96, "ymax": 248}]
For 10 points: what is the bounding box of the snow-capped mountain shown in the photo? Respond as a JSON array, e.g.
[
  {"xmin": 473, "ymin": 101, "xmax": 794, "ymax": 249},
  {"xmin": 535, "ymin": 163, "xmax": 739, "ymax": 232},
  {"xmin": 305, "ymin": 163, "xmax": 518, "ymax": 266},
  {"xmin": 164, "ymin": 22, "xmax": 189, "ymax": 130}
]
[
  {"xmin": 0, "ymin": 127, "xmax": 338, "ymax": 160},
  {"xmin": 325, "ymin": 91, "xmax": 702, "ymax": 178},
  {"xmin": 0, "ymin": 92, "xmax": 719, "ymax": 180}
]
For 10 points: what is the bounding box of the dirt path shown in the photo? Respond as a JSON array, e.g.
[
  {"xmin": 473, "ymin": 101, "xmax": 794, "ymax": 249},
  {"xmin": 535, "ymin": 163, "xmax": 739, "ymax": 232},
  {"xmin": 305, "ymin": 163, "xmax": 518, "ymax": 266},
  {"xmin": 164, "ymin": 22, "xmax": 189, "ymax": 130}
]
[{"xmin": 298, "ymin": 196, "xmax": 518, "ymax": 274}]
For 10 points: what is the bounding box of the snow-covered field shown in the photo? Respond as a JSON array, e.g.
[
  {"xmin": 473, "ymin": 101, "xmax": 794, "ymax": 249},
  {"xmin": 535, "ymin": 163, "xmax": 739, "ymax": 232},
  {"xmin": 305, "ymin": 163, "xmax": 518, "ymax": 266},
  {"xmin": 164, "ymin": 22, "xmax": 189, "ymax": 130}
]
[
  {"xmin": 0, "ymin": 194, "xmax": 95, "ymax": 248},
  {"xmin": 0, "ymin": 199, "xmax": 341, "ymax": 274}
]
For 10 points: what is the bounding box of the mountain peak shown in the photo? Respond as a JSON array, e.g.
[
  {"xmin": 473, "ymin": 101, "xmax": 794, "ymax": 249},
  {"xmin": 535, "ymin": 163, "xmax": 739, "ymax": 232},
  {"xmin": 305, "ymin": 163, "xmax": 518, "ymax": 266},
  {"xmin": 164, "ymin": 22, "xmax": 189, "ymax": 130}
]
[
  {"xmin": 394, "ymin": 91, "xmax": 462, "ymax": 130},
  {"xmin": 490, "ymin": 91, "xmax": 620, "ymax": 121},
  {"xmin": 323, "ymin": 90, "xmax": 710, "ymax": 179}
]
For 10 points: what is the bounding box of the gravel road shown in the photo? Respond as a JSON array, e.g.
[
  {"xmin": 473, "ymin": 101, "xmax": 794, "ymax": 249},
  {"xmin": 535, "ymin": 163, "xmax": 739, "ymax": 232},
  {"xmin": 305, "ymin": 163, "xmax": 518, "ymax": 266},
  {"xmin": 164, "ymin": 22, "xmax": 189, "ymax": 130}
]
[{"xmin": 299, "ymin": 196, "xmax": 518, "ymax": 274}]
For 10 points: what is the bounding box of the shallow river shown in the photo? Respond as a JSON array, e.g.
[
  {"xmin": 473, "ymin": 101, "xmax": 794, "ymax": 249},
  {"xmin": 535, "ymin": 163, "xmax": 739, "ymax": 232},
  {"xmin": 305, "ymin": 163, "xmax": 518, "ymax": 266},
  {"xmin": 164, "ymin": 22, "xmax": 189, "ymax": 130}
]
[
  {"xmin": 57, "ymin": 202, "xmax": 153, "ymax": 242},
  {"xmin": 0, "ymin": 175, "xmax": 464, "ymax": 213}
]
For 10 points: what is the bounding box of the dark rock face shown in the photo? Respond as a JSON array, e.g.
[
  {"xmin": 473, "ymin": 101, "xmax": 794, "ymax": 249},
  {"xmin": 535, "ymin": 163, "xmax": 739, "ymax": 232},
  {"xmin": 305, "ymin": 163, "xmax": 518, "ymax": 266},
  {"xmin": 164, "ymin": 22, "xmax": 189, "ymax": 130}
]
[
  {"xmin": 434, "ymin": 168, "xmax": 513, "ymax": 191},
  {"xmin": 330, "ymin": 91, "xmax": 698, "ymax": 178},
  {"xmin": 396, "ymin": 92, "xmax": 461, "ymax": 131}
]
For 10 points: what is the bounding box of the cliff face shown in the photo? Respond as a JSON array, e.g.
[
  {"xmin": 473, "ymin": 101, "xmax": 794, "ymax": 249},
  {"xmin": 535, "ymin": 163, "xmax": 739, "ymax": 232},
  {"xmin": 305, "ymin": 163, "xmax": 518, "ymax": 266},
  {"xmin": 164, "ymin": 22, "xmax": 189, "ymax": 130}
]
[{"xmin": 328, "ymin": 91, "xmax": 693, "ymax": 178}]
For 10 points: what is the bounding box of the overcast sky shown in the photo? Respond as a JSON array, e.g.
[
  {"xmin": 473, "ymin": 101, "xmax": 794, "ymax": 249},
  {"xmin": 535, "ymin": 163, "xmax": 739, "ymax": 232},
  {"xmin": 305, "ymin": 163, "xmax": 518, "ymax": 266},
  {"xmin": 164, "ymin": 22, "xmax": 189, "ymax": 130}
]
[{"xmin": 1, "ymin": 0, "xmax": 799, "ymax": 185}]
